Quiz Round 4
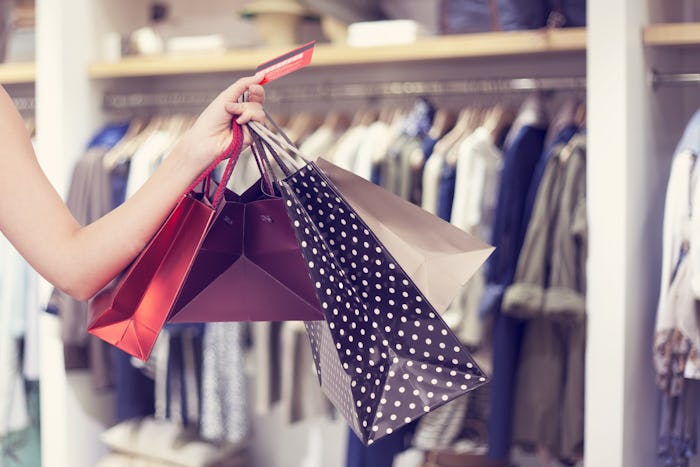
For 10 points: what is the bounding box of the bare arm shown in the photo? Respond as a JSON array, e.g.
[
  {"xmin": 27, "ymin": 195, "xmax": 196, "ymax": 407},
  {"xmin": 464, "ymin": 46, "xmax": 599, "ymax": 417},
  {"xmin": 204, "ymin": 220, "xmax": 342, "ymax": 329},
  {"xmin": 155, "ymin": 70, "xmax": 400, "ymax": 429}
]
[{"xmin": 0, "ymin": 74, "xmax": 265, "ymax": 301}]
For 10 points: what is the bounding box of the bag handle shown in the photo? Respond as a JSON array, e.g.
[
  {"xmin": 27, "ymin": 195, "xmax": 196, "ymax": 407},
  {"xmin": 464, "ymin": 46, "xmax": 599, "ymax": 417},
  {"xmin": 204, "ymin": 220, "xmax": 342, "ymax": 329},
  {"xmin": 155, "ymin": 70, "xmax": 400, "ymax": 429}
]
[
  {"xmin": 249, "ymin": 130, "xmax": 276, "ymax": 193},
  {"xmin": 247, "ymin": 123, "xmax": 306, "ymax": 178},
  {"xmin": 247, "ymin": 121, "xmax": 307, "ymax": 167},
  {"xmin": 185, "ymin": 121, "xmax": 244, "ymax": 208}
]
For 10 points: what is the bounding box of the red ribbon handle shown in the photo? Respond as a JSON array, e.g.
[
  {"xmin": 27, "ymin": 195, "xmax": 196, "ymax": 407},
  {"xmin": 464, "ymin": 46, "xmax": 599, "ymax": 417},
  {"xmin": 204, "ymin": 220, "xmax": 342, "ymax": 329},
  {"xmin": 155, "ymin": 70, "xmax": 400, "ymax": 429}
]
[{"xmin": 185, "ymin": 122, "xmax": 244, "ymax": 208}]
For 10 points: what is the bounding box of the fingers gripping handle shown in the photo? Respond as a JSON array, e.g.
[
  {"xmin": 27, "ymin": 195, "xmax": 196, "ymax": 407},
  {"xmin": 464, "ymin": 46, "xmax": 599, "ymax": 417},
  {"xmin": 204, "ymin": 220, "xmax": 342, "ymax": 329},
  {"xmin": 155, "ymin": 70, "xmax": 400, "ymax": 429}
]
[{"xmin": 185, "ymin": 122, "xmax": 244, "ymax": 208}]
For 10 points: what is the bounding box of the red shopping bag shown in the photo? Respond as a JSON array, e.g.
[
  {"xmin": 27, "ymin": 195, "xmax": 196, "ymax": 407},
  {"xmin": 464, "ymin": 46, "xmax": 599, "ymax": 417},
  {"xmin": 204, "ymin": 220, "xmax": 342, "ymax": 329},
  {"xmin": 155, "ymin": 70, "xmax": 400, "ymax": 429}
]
[{"xmin": 88, "ymin": 124, "xmax": 244, "ymax": 360}]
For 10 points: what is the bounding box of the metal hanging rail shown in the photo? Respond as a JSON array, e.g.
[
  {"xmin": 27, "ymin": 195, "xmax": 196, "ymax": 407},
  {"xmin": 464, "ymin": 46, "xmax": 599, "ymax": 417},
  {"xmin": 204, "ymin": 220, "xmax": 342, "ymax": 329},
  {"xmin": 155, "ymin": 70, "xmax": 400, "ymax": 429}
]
[
  {"xmin": 651, "ymin": 70, "xmax": 700, "ymax": 89},
  {"xmin": 103, "ymin": 76, "xmax": 586, "ymax": 110}
]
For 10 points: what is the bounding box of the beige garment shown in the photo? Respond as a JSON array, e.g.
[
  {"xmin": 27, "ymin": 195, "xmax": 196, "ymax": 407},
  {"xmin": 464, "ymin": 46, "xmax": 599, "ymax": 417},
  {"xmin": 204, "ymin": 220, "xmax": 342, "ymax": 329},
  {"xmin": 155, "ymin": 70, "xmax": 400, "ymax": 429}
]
[
  {"xmin": 251, "ymin": 321, "xmax": 282, "ymax": 414},
  {"xmin": 279, "ymin": 321, "xmax": 332, "ymax": 423}
]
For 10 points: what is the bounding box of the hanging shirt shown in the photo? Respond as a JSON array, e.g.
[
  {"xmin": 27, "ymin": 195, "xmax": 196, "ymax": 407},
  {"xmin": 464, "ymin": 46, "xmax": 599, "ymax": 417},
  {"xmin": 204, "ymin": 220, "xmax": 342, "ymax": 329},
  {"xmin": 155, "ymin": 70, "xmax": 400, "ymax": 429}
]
[
  {"xmin": 421, "ymin": 151, "xmax": 445, "ymax": 215},
  {"xmin": 300, "ymin": 125, "xmax": 340, "ymax": 160},
  {"xmin": 354, "ymin": 121, "xmax": 390, "ymax": 181},
  {"xmin": 445, "ymin": 127, "xmax": 503, "ymax": 345},
  {"xmin": 451, "ymin": 127, "xmax": 503, "ymax": 240},
  {"xmin": 125, "ymin": 130, "xmax": 175, "ymax": 199},
  {"xmin": 332, "ymin": 125, "xmax": 369, "ymax": 173}
]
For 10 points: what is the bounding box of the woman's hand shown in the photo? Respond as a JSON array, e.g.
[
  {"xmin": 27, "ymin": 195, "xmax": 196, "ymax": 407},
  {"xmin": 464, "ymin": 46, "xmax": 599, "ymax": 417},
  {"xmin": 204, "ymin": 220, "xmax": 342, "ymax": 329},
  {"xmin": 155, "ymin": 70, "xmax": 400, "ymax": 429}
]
[
  {"xmin": 0, "ymin": 75, "xmax": 270, "ymax": 301},
  {"xmin": 179, "ymin": 72, "xmax": 266, "ymax": 171}
]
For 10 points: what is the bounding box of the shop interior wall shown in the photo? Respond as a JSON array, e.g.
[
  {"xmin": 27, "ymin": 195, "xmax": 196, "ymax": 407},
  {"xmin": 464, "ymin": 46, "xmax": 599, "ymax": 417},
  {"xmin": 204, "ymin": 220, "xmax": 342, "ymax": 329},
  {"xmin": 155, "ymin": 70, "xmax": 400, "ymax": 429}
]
[{"xmin": 36, "ymin": 0, "xmax": 700, "ymax": 466}]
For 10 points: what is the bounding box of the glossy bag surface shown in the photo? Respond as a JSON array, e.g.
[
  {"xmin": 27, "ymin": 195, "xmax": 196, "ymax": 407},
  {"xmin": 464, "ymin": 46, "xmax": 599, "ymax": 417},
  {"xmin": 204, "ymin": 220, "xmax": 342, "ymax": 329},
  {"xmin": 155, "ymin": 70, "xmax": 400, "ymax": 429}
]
[
  {"xmin": 168, "ymin": 180, "xmax": 323, "ymax": 323},
  {"xmin": 88, "ymin": 195, "xmax": 215, "ymax": 360},
  {"xmin": 88, "ymin": 124, "xmax": 244, "ymax": 360}
]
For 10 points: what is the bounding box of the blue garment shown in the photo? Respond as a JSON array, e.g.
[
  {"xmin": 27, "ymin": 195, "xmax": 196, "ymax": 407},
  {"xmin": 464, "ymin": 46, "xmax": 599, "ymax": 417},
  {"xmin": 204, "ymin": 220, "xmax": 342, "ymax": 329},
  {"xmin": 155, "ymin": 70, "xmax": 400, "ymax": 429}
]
[
  {"xmin": 442, "ymin": 0, "xmax": 495, "ymax": 33},
  {"xmin": 370, "ymin": 162, "xmax": 382, "ymax": 186},
  {"xmin": 497, "ymin": 0, "xmax": 549, "ymax": 30},
  {"xmin": 479, "ymin": 125, "xmax": 548, "ymax": 317},
  {"xmin": 479, "ymin": 124, "xmax": 547, "ymax": 461},
  {"xmin": 436, "ymin": 163, "xmax": 457, "ymax": 222},
  {"xmin": 345, "ymin": 422, "xmax": 416, "ymax": 467},
  {"xmin": 112, "ymin": 348, "xmax": 155, "ymax": 422},
  {"xmin": 87, "ymin": 122, "xmax": 129, "ymax": 149},
  {"xmin": 110, "ymin": 161, "xmax": 130, "ymax": 211},
  {"xmin": 487, "ymin": 313, "xmax": 526, "ymax": 460},
  {"xmin": 421, "ymin": 135, "xmax": 438, "ymax": 160},
  {"xmin": 401, "ymin": 98, "xmax": 435, "ymax": 139},
  {"xmin": 442, "ymin": 0, "xmax": 584, "ymax": 34},
  {"xmin": 164, "ymin": 324, "xmax": 204, "ymax": 427}
]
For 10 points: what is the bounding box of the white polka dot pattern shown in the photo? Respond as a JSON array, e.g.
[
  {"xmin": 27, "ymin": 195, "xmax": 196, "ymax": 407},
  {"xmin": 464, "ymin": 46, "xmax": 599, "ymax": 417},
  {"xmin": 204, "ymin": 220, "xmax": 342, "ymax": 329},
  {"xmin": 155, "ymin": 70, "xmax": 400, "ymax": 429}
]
[{"xmin": 279, "ymin": 162, "xmax": 488, "ymax": 444}]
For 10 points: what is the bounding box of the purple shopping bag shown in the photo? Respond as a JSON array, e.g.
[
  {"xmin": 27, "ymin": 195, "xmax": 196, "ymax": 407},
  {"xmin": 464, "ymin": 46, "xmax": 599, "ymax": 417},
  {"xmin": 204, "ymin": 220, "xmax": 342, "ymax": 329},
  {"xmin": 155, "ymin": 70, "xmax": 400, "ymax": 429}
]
[{"xmin": 167, "ymin": 178, "xmax": 323, "ymax": 323}]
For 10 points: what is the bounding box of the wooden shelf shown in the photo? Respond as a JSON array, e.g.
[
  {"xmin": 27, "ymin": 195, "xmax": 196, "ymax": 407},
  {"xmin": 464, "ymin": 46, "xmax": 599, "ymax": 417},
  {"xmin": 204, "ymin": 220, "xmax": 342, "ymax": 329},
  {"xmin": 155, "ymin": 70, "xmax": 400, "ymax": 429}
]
[
  {"xmin": 643, "ymin": 22, "xmax": 700, "ymax": 46},
  {"xmin": 89, "ymin": 28, "xmax": 586, "ymax": 79},
  {"xmin": 0, "ymin": 62, "xmax": 35, "ymax": 84}
]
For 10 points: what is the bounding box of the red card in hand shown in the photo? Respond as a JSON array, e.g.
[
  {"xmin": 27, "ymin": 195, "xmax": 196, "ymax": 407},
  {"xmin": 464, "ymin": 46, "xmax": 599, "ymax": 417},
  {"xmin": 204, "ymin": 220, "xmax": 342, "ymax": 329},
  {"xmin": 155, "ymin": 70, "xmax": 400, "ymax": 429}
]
[{"xmin": 256, "ymin": 41, "xmax": 315, "ymax": 85}]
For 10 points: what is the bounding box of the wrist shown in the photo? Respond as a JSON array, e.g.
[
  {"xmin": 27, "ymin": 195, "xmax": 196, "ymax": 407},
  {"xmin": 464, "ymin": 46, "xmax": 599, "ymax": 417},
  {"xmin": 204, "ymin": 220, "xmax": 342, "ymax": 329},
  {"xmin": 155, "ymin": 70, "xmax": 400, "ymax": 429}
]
[{"xmin": 170, "ymin": 131, "xmax": 209, "ymax": 176}]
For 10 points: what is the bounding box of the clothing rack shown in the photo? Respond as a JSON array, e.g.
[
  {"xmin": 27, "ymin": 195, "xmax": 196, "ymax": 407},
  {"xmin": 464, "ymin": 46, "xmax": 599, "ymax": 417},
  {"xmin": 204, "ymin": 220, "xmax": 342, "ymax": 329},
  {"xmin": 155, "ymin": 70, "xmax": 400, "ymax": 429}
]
[
  {"xmin": 102, "ymin": 76, "xmax": 586, "ymax": 110},
  {"xmin": 650, "ymin": 70, "xmax": 700, "ymax": 89}
]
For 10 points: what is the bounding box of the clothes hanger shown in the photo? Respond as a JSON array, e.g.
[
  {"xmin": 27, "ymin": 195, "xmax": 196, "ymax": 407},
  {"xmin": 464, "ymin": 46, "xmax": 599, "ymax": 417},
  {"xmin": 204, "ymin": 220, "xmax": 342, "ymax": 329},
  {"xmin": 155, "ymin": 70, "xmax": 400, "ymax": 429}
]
[
  {"xmin": 545, "ymin": 95, "xmax": 578, "ymax": 146},
  {"xmin": 428, "ymin": 108, "xmax": 456, "ymax": 141},
  {"xmin": 320, "ymin": 110, "xmax": 350, "ymax": 133},
  {"xmin": 483, "ymin": 104, "xmax": 515, "ymax": 144},
  {"xmin": 503, "ymin": 93, "xmax": 549, "ymax": 149},
  {"xmin": 285, "ymin": 112, "xmax": 322, "ymax": 144},
  {"xmin": 268, "ymin": 112, "xmax": 289, "ymax": 128},
  {"xmin": 432, "ymin": 107, "xmax": 470, "ymax": 156},
  {"xmin": 103, "ymin": 116, "xmax": 149, "ymax": 169}
]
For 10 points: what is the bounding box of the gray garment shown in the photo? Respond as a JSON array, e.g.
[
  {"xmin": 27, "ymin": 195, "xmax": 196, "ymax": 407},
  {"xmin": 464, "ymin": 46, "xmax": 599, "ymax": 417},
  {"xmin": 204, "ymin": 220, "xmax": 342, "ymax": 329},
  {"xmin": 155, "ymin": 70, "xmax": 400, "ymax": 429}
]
[
  {"xmin": 381, "ymin": 134, "xmax": 409, "ymax": 195},
  {"xmin": 49, "ymin": 147, "xmax": 114, "ymax": 389},
  {"xmin": 543, "ymin": 135, "xmax": 587, "ymax": 320},
  {"xmin": 200, "ymin": 323, "xmax": 249, "ymax": 442},
  {"xmin": 501, "ymin": 144, "xmax": 567, "ymax": 319},
  {"xmin": 505, "ymin": 135, "xmax": 587, "ymax": 462},
  {"xmin": 398, "ymin": 138, "xmax": 421, "ymax": 201},
  {"xmin": 279, "ymin": 322, "xmax": 333, "ymax": 423},
  {"xmin": 511, "ymin": 317, "xmax": 585, "ymax": 463},
  {"xmin": 503, "ymin": 135, "xmax": 587, "ymax": 321}
]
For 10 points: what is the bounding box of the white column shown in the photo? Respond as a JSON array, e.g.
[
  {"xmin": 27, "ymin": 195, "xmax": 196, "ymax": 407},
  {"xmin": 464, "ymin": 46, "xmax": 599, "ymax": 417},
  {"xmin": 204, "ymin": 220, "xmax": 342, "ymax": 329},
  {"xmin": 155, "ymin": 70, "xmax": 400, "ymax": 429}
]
[
  {"xmin": 586, "ymin": 1, "xmax": 661, "ymax": 466},
  {"xmin": 35, "ymin": 1, "xmax": 110, "ymax": 467}
]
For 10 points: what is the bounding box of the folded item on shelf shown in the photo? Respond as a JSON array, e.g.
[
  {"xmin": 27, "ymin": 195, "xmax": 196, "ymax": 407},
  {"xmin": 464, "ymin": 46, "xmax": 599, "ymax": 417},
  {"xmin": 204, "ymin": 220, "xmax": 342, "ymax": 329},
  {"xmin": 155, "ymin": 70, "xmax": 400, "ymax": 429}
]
[
  {"xmin": 347, "ymin": 19, "xmax": 426, "ymax": 47},
  {"xmin": 100, "ymin": 417, "xmax": 248, "ymax": 467},
  {"xmin": 166, "ymin": 35, "xmax": 226, "ymax": 55}
]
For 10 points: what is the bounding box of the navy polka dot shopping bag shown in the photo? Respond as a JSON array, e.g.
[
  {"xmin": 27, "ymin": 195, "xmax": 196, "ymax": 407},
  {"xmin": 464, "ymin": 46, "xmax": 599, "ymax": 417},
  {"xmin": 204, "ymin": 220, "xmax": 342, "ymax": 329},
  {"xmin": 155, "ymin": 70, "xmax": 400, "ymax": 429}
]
[{"xmin": 248, "ymin": 121, "xmax": 492, "ymax": 445}]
